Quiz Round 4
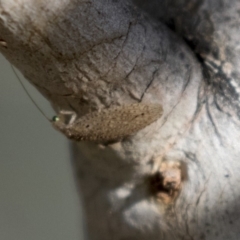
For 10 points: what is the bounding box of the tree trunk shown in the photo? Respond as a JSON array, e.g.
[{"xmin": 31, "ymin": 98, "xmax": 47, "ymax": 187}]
[{"xmin": 1, "ymin": 0, "xmax": 240, "ymax": 239}]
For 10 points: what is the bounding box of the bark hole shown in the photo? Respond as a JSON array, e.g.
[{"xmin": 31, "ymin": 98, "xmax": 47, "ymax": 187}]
[{"xmin": 148, "ymin": 160, "xmax": 187, "ymax": 204}]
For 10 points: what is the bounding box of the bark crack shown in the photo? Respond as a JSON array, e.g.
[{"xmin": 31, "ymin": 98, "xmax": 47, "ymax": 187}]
[
  {"xmin": 103, "ymin": 21, "xmax": 133, "ymax": 78},
  {"xmin": 206, "ymin": 96, "xmax": 223, "ymax": 145},
  {"xmin": 139, "ymin": 67, "xmax": 159, "ymax": 102}
]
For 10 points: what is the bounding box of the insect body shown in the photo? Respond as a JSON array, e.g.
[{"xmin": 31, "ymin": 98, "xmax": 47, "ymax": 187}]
[{"xmin": 52, "ymin": 103, "xmax": 163, "ymax": 142}]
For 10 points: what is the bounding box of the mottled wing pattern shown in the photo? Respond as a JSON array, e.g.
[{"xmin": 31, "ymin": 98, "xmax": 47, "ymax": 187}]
[{"xmin": 66, "ymin": 103, "xmax": 163, "ymax": 142}]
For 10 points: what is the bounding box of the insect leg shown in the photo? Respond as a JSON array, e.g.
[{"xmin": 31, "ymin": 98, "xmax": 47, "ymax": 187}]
[{"xmin": 59, "ymin": 110, "xmax": 77, "ymax": 125}]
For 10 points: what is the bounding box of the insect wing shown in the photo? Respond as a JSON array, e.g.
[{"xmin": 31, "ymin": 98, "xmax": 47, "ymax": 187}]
[{"xmin": 73, "ymin": 103, "xmax": 163, "ymax": 141}]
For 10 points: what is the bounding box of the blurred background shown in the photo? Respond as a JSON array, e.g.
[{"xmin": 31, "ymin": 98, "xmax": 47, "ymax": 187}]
[{"xmin": 0, "ymin": 53, "xmax": 85, "ymax": 240}]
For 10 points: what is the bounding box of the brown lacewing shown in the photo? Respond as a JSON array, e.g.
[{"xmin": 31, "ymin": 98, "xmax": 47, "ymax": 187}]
[
  {"xmin": 52, "ymin": 103, "xmax": 163, "ymax": 142},
  {"xmin": 12, "ymin": 65, "xmax": 163, "ymax": 142}
]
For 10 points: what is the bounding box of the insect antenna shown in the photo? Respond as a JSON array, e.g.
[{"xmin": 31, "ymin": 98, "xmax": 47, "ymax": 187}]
[{"xmin": 11, "ymin": 64, "xmax": 51, "ymax": 121}]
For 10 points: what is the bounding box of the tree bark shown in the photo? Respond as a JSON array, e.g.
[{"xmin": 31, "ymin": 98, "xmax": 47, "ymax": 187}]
[{"xmin": 1, "ymin": 0, "xmax": 240, "ymax": 239}]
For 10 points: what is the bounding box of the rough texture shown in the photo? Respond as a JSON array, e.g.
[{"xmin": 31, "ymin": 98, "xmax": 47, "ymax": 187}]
[
  {"xmin": 52, "ymin": 103, "xmax": 163, "ymax": 142},
  {"xmin": 1, "ymin": 0, "xmax": 240, "ymax": 239}
]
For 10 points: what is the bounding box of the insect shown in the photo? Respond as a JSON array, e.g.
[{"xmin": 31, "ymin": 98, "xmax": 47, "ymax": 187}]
[
  {"xmin": 12, "ymin": 65, "xmax": 163, "ymax": 142},
  {"xmin": 52, "ymin": 103, "xmax": 163, "ymax": 142}
]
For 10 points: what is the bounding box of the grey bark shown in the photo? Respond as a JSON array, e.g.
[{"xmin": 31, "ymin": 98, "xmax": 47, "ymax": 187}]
[{"xmin": 0, "ymin": 0, "xmax": 240, "ymax": 239}]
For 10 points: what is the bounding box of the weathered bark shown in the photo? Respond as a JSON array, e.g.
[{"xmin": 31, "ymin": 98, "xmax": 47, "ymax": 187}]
[{"xmin": 1, "ymin": 0, "xmax": 240, "ymax": 239}]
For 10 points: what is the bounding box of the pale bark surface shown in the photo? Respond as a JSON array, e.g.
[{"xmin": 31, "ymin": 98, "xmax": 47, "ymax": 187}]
[{"xmin": 0, "ymin": 0, "xmax": 240, "ymax": 239}]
